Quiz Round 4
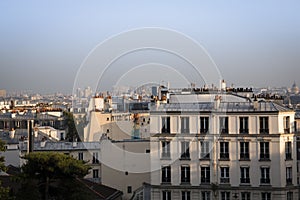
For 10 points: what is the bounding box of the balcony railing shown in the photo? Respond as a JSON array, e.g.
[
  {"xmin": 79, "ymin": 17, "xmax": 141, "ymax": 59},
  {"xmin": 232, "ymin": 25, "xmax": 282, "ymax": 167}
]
[
  {"xmin": 200, "ymin": 153, "xmax": 210, "ymax": 160},
  {"xmin": 181, "ymin": 129, "xmax": 190, "ymax": 134},
  {"xmin": 259, "ymin": 153, "xmax": 270, "ymax": 161},
  {"xmin": 220, "ymin": 129, "xmax": 229, "ymax": 134},
  {"xmin": 200, "ymin": 129, "xmax": 209, "ymax": 134},
  {"xmin": 286, "ymin": 153, "xmax": 292, "ymax": 160},
  {"xmin": 162, "ymin": 177, "xmax": 171, "ymax": 184},
  {"xmin": 161, "ymin": 152, "xmax": 171, "ymax": 159},
  {"xmin": 286, "ymin": 178, "xmax": 293, "ymax": 185},
  {"xmin": 180, "ymin": 153, "xmax": 190, "ymax": 160},
  {"xmin": 220, "ymin": 177, "xmax": 230, "ymax": 184},
  {"xmin": 239, "ymin": 129, "xmax": 249, "ymax": 134},
  {"xmin": 201, "ymin": 177, "xmax": 210, "ymax": 184},
  {"xmin": 220, "ymin": 153, "xmax": 230, "ymax": 160},
  {"xmin": 260, "ymin": 129, "xmax": 269, "ymax": 134},
  {"xmin": 284, "ymin": 128, "xmax": 290, "ymax": 133},
  {"xmin": 240, "ymin": 153, "xmax": 250, "ymax": 160},
  {"xmin": 181, "ymin": 178, "xmax": 190, "ymax": 184},
  {"xmin": 161, "ymin": 128, "xmax": 170, "ymax": 133},
  {"xmin": 240, "ymin": 178, "xmax": 250, "ymax": 184},
  {"xmin": 260, "ymin": 178, "xmax": 270, "ymax": 184}
]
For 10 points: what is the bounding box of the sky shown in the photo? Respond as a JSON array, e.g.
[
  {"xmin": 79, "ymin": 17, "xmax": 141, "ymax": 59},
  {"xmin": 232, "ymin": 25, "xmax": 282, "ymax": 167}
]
[{"xmin": 0, "ymin": 0, "xmax": 299, "ymax": 94}]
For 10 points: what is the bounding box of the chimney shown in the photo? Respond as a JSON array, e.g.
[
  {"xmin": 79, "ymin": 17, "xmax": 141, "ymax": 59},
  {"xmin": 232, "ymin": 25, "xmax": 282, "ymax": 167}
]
[
  {"xmin": 27, "ymin": 120, "xmax": 34, "ymax": 153},
  {"xmin": 9, "ymin": 128, "xmax": 15, "ymax": 139},
  {"xmin": 253, "ymin": 96, "xmax": 259, "ymax": 110},
  {"xmin": 214, "ymin": 95, "xmax": 221, "ymax": 110},
  {"xmin": 221, "ymin": 80, "xmax": 226, "ymax": 91}
]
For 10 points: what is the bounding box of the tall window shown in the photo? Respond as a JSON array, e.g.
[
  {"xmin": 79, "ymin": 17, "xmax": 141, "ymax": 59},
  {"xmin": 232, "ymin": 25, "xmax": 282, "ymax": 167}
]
[
  {"xmin": 240, "ymin": 117, "xmax": 249, "ymax": 134},
  {"xmin": 161, "ymin": 141, "xmax": 171, "ymax": 158},
  {"xmin": 260, "ymin": 142, "xmax": 270, "ymax": 160},
  {"xmin": 201, "ymin": 166, "xmax": 210, "ymax": 184},
  {"xmin": 240, "ymin": 142, "xmax": 250, "ymax": 160},
  {"xmin": 162, "ymin": 117, "xmax": 170, "ymax": 133},
  {"xmin": 220, "ymin": 192, "xmax": 230, "ymax": 200},
  {"xmin": 200, "ymin": 117, "xmax": 209, "ymax": 134},
  {"xmin": 286, "ymin": 167, "xmax": 292, "ymax": 185},
  {"xmin": 200, "ymin": 141, "xmax": 210, "ymax": 159},
  {"xmin": 162, "ymin": 191, "xmax": 171, "ymax": 200},
  {"xmin": 284, "ymin": 116, "xmax": 290, "ymax": 133},
  {"xmin": 181, "ymin": 165, "xmax": 190, "ymax": 184},
  {"xmin": 241, "ymin": 192, "xmax": 250, "ymax": 200},
  {"xmin": 202, "ymin": 191, "xmax": 211, "ymax": 200},
  {"xmin": 219, "ymin": 117, "xmax": 229, "ymax": 134},
  {"xmin": 181, "ymin": 117, "xmax": 190, "ymax": 133},
  {"xmin": 181, "ymin": 141, "xmax": 190, "ymax": 159},
  {"xmin": 287, "ymin": 192, "xmax": 293, "ymax": 200},
  {"xmin": 220, "ymin": 167, "xmax": 230, "ymax": 183},
  {"xmin": 285, "ymin": 142, "xmax": 292, "ymax": 160},
  {"xmin": 93, "ymin": 169, "xmax": 99, "ymax": 178},
  {"xmin": 240, "ymin": 167, "xmax": 250, "ymax": 184},
  {"xmin": 220, "ymin": 142, "xmax": 229, "ymax": 160},
  {"xmin": 259, "ymin": 117, "xmax": 269, "ymax": 134},
  {"xmin": 92, "ymin": 152, "xmax": 99, "ymax": 164},
  {"xmin": 161, "ymin": 166, "xmax": 171, "ymax": 183},
  {"xmin": 261, "ymin": 167, "xmax": 270, "ymax": 184},
  {"xmin": 261, "ymin": 192, "xmax": 271, "ymax": 200},
  {"xmin": 181, "ymin": 191, "xmax": 191, "ymax": 200},
  {"xmin": 78, "ymin": 152, "xmax": 83, "ymax": 161}
]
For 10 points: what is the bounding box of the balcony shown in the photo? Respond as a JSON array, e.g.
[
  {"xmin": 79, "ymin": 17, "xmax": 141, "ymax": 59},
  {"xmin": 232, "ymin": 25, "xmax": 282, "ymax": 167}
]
[
  {"xmin": 220, "ymin": 129, "xmax": 229, "ymax": 134},
  {"xmin": 260, "ymin": 178, "xmax": 270, "ymax": 184},
  {"xmin": 161, "ymin": 128, "xmax": 170, "ymax": 134},
  {"xmin": 286, "ymin": 153, "xmax": 292, "ymax": 160},
  {"xmin": 286, "ymin": 178, "xmax": 293, "ymax": 185},
  {"xmin": 220, "ymin": 177, "xmax": 230, "ymax": 184},
  {"xmin": 240, "ymin": 153, "xmax": 250, "ymax": 161},
  {"xmin": 259, "ymin": 129, "xmax": 269, "ymax": 134},
  {"xmin": 284, "ymin": 128, "xmax": 290, "ymax": 134},
  {"xmin": 201, "ymin": 177, "xmax": 210, "ymax": 184},
  {"xmin": 240, "ymin": 178, "xmax": 250, "ymax": 184},
  {"xmin": 181, "ymin": 178, "xmax": 190, "ymax": 184},
  {"xmin": 219, "ymin": 153, "xmax": 230, "ymax": 160},
  {"xmin": 239, "ymin": 129, "xmax": 249, "ymax": 134},
  {"xmin": 161, "ymin": 177, "xmax": 171, "ymax": 184},
  {"xmin": 200, "ymin": 129, "xmax": 209, "ymax": 134},
  {"xmin": 259, "ymin": 154, "xmax": 270, "ymax": 161}
]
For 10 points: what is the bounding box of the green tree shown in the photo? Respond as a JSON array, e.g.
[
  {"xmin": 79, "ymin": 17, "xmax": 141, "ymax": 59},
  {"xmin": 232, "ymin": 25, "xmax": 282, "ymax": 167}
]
[
  {"xmin": 63, "ymin": 111, "xmax": 82, "ymax": 141},
  {"xmin": 19, "ymin": 152, "xmax": 91, "ymax": 200},
  {"xmin": 0, "ymin": 139, "xmax": 10, "ymax": 200}
]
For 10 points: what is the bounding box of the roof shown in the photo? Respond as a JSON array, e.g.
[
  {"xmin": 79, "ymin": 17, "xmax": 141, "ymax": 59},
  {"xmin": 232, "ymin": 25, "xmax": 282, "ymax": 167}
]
[
  {"xmin": 150, "ymin": 101, "xmax": 292, "ymax": 113},
  {"xmin": 19, "ymin": 141, "xmax": 101, "ymax": 151},
  {"xmin": 77, "ymin": 178, "xmax": 123, "ymax": 200},
  {"xmin": 295, "ymin": 110, "xmax": 300, "ymax": 119}
]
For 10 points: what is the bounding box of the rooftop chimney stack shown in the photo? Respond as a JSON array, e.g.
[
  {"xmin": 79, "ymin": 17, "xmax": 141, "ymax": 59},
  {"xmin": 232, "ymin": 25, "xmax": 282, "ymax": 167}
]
[{"xmin": 214, "ymin": 95, "xmax": 221, "ymax": 110}]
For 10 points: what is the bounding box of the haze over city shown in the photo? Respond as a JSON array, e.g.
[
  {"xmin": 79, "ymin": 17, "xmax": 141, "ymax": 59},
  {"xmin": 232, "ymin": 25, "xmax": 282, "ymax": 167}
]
[{"xmin": 0, "ymin": 0, "xmax": 299, "ymax": 94}]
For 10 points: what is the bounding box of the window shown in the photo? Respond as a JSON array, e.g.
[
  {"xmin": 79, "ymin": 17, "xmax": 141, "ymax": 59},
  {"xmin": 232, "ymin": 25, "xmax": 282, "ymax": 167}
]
[
  {"xmin": 161, "ymin": 141, "xmax": 171, "ymax": 158},
  {"xmin": 201, "ymin": 166, "xmax": 210, "ymax": 184},
  {"xmin": 260, "ymin": 142, "xmax": 270, "ymax": 160},
  {"xmin": 162, "ymin": 117, "xmax": 170, "ymax": 133},
  {"xmin": 181, "ymin": 141, "xmax": 190, "ymax": 159},
  {"xmin": 220, "ymin": 192, "xmax": 230, "ymax": 200},
  {"xmin": 284, "ymin": 116, "xmax": 290, "ymax": 133},
  {"xmin": 241, "ymin": 192, "xmax": 250, "ymax": 200},
  {"xmin": 240, "ymin": 142, "xmax": 250, "ymax": 160},
  {"xmin": 260, "ymin": 167, "xmax": 270, "ymax": 184},
  {"xmin": 200, "ymin": 117, "xmax": 209, "ymax": 134},
  {"xmin": 181, "ymin": 165, "xmax": 190, "ymax": 184},
  {"xmin": 220, "ymin": 167, "xmax": 230, "ymax": 183},
  {"xmin": 200, "ymin": 141, "xmax": 210, "ymax": 159},
  {"xmin": 145, "ymin": 149, "xmax": 150, "ymax": 153},
  {"xmin": 182, "ymin": 191, "xmax": 191, "ymax": 200},
  {"xmin": 220, "ymin": 142, "xmax": 229, "ymax": 160},
  {"xmin": 92, "ymin": 152, "xmax": 99, "ymax": 164},
  {"xmin": 285, "ymin": 142, "xmax": 292, "ymax": 160},
  {"xmin": 261, "ymin": 192, "xmax": 271, "ymax": 200},
  {"xmin": 127, "ymin": 186, "xmax": 132, "ymax": 193},
  {"xmin": 161, "ymin": 166, "xmax": 171, "ymax": 183},
  {"xmin": 181, "ymin": 117, "xmax": 190, "ymax": 133},
  {"xmin": 286, "ymin": 167, "xmax": 292, "ymax": 185},
  {"xmin": 259, "ymin": 117, "xmax": 269, "ymax": 134},
  {"xmin": 93, "ymin": 169, "xmax": 99, "ymax": 178},
  {"xmin": 219, "ymin": 117, "xmax": 229, "ymax": 134},
  {"xmin": 287, "ymin": 192, "xmax": 293, "ymax": 200},
  {"xmin": 78, "ymin": 152, "xmax": 83, "ymax": 161},
  {"xmin": 240, "ymin": 117, "xmax": 249, "ymax": 134},
  {"xmin": 202, "ymin": 191, "xmax": 211, "ymax": 200},
  {"xmin": 162, "ymin": 191, "xmax": 171, "ymax": 200},
  {"xmin": 240, "ymin": 167, "xmax": 250, "ymax": 184}
]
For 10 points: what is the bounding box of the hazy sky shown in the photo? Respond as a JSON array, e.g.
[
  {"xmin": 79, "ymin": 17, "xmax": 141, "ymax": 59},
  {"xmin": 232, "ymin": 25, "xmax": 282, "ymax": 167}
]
[{"xmin": 0, "ymin": 0, "xmax": 299, "ymax": 94}]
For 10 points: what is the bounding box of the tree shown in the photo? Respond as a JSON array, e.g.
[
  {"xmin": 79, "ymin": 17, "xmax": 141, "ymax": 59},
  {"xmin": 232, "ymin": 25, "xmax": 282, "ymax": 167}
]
[
  {"xmin": 0, "ymin": 139, "xmax": 10, "ymax": 200},
  {"xmin": 19, "ymin": 152, "xmax": 91, "ymax": 200},
  {"xmin": 63, "ymin": 111, "xmax": 82, "ymax": 141}
]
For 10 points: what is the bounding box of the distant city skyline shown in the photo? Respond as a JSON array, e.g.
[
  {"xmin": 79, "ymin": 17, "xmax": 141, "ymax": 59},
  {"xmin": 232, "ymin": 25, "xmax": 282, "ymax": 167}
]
[{"xmin": 0, "ymin": 1, "xmax": 299, "ymax": 94}]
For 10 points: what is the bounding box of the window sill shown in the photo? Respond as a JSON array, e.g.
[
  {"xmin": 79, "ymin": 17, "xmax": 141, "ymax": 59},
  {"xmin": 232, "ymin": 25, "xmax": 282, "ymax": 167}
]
[
  {"xmin": 259, "ymin": 159, "xmax": 271, "ymax": 162},
  {"xmin": 219, "ymin": 158, "xmax": 230, "ymax": 161},
  {"xmin": 180, "ymin": 158, "xmax": 191, "ymax": 161},
  {"xmin": 199, "ymin": 158, "xmax": 211, "ymax": 161},
  {"xmin": 161, "ymin": 182, "xmax": 172, "ymax": 185},
  {"xmin": 239, "ymin": 158, "xmax": 251, "ymax": 161}
]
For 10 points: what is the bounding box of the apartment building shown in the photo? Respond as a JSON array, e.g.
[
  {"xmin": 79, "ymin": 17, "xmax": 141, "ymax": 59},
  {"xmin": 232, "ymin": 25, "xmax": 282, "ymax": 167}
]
[{"xmin": 147, "ymin": 93, "xmax": 297, "ymax": 200}]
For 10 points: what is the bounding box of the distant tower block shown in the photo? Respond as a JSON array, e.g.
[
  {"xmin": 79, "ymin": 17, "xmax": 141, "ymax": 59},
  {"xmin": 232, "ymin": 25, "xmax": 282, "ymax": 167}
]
[
  {"xmin": 152, "ymin": 86, "xmax": 158, "ymax": 96},
  {"xmin": 221, "ymin": 80, "xmax": 226, "ymax": 91}
]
